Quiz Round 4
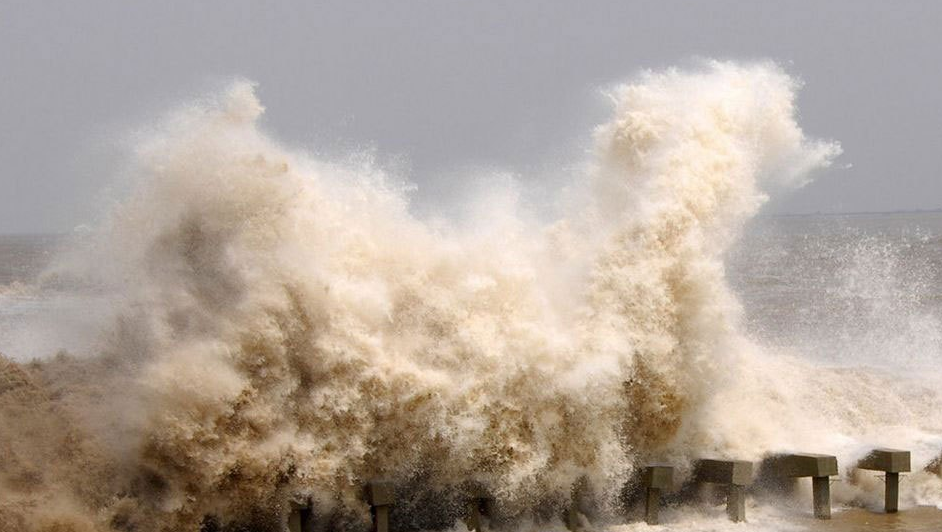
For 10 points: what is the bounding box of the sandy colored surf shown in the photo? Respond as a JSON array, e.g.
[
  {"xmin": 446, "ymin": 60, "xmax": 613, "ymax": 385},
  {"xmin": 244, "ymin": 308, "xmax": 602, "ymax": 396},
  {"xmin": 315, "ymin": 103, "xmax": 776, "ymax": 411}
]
[{"xmin": 790, "ymin": 507, "xmax": 942, "ymax": 531}]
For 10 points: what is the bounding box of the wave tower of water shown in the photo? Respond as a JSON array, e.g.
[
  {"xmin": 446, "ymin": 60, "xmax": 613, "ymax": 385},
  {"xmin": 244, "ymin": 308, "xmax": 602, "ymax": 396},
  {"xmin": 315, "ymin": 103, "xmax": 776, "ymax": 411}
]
[{"xmin": 2, "ymin": 62, "xmax": 940, "ymax": 532}]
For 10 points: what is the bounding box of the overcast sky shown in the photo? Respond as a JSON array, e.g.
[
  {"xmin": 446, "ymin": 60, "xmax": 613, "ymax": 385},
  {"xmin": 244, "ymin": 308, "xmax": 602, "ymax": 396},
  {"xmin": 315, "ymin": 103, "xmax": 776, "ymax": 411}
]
[{"xmin": 1, "ymin": 1, "xmax": 941, "ymax": 233}]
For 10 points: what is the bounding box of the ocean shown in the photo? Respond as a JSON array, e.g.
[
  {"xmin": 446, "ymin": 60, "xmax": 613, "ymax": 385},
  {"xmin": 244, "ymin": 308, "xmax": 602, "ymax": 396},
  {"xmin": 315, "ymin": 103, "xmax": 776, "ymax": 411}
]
[
  {"xmin": 2, "ymin": 215, "xmax": 941, "ymax": 531},
  {"xmin": 6, "ymin": 211, "xmax": 942, "ymax": 369},
  {"xmin": 0, "ymin": 63, "xmax": 940, "ymax": 531}
]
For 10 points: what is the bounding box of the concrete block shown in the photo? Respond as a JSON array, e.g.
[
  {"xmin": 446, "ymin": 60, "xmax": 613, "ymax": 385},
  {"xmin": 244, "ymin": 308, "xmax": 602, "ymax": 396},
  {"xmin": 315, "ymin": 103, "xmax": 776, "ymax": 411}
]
[
  {"xmin": 812, "ymin": 476, "xmax": 830, "ymax": 520},
  {"xmin": 760, "ymin": 453, "xmax": 836, "ymax": 520},
  {"xmin": 563, "ymin": 478, "xmax": 592, "ymax": 531},
  {"xmin": 694, "ymin": 459, "xmax": 753, "ymax": 486},
  {"xmin": 373, "ymin": 505, "xmax": 390, "ymax": 532},
  {"xmin": 563, "ymin": 505, "xmax": 584, "ymax": 531},
  {"xmin": 885, "ymin": 472, "xmax": 900, "ymax": 513},
  {"xmin": 644, "ymin": 488, "xmax": 662, "ymax": 525},
  {"xmin": 366, "ymin": 480, "xmax": 394, "ymax": 532},
  {"xmin": 465, "ymin": 500, "xmax": 482, "ymax": 532},
  {"xmin": 463, "ymin": 483, "xmax": 494, "ymax": 530},
  {"xmin": 857, "ymin": 448, "xmax": 911, "ymax": 473},
  {"xmin": 693, "ymin": 459, "xmax": 752, "ymax": 522},
  {"xmin": 727, "ymin": 485, "xmax": 746, "ymax": 523},
  {"xmin": 643, "ymin": 465, "xmax": 674, "ymax": 490},
  {"xmin": 288, "ymin": 501, "xmax": 315, "ymax": 532},
  {"xmin": 287, "ymin": 509, "xmax": 313, "ymax": 532},
  {"xmin": 641, "ymin": 465, "xmax": 672, "ymax": 525},
  {"xmin": 857, "ymin": 448, "xmax": 910, "ymax": 514},
  {"xmin": 366, "ymin": 480, "xmax": 395, "ymax": 506},
  {"xmin": 765, "ymin": 453, "xmax": 837, "ymax": 478}
]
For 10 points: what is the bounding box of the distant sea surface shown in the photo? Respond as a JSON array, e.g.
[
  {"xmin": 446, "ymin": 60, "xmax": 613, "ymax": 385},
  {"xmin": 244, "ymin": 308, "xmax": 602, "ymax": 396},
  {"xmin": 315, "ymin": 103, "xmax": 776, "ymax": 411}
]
[
  {"xmin": 0, "ymin": 233, "xmax": 66, "ymax": 285},
  {"xmin": 0, "ymin": 232, "xmax": 105, "ymax": 361},
  {"xmin": 3, "ymin": 212, "xmax": 942, "ymax": 367}
]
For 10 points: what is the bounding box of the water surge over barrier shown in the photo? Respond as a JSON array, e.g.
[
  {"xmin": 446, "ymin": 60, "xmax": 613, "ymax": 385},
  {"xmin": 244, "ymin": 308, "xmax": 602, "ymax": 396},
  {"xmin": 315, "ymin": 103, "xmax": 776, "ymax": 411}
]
[{"xmin": 1, "ymin": 61, "xmax": 941, "ymax": 532}]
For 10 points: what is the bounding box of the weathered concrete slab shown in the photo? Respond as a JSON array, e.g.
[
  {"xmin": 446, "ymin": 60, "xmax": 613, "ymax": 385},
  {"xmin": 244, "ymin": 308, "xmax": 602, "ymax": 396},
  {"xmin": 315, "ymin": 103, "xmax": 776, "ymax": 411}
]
[
  {"xmin": 727, "ymin": 485, "xmax": 746, "ymax": 523},
  {"xmin": 366, "ymin": 480, "xmax": 395, "ymax": 506},
  {"xmin": 366, "ymin": 481, "xmax": 395, "ymax": 532},
  {"xmin": 760, "ymin": 453, "xmax": 836, "ymax": 520},
  {"xmin": 765, "ymin": 453, "xmax": 838, "ymax": 478},
  {"xmin": 563, "ymin": 505, "xmax": 585, "ymax": 531},
  {"xmin": 693, "ymin": 459, "xmax": 752, "ymax": 522},
  {"xmin": 694, "ymin": 459, "xmax": 753, "ymax": 486},
  {"xmin": 643, "ymin": 465, "xmax": 673, "ymax": 525},
  {"xmin": 563, "ymin": 478, "xmax": 592, "ymax": 531},
  {"xmin": 463, "ymin": 483, "xmax": 499, "ymax": 529},
  {"xmin": 643, "ymin": 464, "xmax": 674, "ymax": 490},
  {"xmin": 644, "ymin": 486, "xmax": 662, "ymax": 525},
  {"xmin": 884, "ymin": 473, "xmax": 901, "ymax": 513},
  {"xmin": 464, "ymin": 485, "xmax": 493, "ymax": 532},
  {"xmin": 812, "ymin": 476, "xmax": 831, "ymax": 519},
  {"xmin": 373, "ymin": 505, "xmax": 390, "ymax": 532},
  {"xmin": 857, "ymin": 448, "xmax": 911, "ymax": 473},
  {"xmin": 465, "ymin": 500, "xmax": 483, "ymax": 532},
  {"xmin": 287, "ymin": 507, "xmax": 315, "ymax": 532},
  {"xmin": 857, "ymin": 449, "xmax": 910, "ymax": 513}
]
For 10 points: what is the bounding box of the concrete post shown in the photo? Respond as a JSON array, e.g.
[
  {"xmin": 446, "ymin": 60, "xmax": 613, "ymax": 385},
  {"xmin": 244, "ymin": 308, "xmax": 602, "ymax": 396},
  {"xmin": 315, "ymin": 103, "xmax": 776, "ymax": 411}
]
[
  {"xmin": 373, "ymin": 505, "xmax": 390, "ymax": 532},
  {"xmin": 761, "ymin": 453, "xmax": 836, "ymax": 520},
  {"xmin": 693, "ymin": 459, "xmax": 752, "ymax": 522},
  {"xmin": 564, "ymin": 505, "xmax": 581, "ymax": 531},
  {"xmin": 464, "ymin": 485, "xmax": 493, "ymax": 532},
  {"xmin": 726, "ymin": 485, "xmax": 746, "ymax": 523},
  {"xmin": 287, "ymin": 503, "xmax": 314, "ymax": 532},
  {"xmin": 642, "ymin": 465, "xmax": 673, "ymax": 525},
  {"xmin": 811, "ymin": 476, "xmax": 830, "ymax": 519},
  {"xmin": 857, "ymin": 448, "xmax": 910, "ymax": 514},
  {"xmin": 885, "ymin": 472, "xmax": 899, "ymax": 513},
  {"xmin": 465, "ymin": 500, "xmax": 482, "ymax": 532},
  {"xmin": 644, "ymin": 487, "xmax": 661, "ymax": 525},
  {"xmin": 563, "ymin": 477, "xmax": 591, "ymax": 531},
  {"xmin": 366, "ymin": 481, "xmax": 395, "ymax": 532}
]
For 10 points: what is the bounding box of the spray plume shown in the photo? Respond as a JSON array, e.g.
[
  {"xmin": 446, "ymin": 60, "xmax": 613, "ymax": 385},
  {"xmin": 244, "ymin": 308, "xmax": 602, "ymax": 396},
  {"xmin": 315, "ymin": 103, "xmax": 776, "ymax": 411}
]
[{"xmin": 16, "ymin": 62, "xmax": 939, "ymax": 532}]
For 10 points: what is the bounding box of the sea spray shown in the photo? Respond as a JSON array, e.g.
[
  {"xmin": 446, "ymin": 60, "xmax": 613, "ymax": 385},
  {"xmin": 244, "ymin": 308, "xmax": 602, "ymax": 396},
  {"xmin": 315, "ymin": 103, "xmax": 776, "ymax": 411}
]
[{"xmin": 5, "ymin": 60, "xmax": 933, "ymax": 532}]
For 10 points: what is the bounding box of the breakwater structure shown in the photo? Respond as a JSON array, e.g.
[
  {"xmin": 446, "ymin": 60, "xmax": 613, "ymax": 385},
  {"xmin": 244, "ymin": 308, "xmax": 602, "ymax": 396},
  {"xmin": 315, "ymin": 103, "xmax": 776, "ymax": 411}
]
[
  {"xmin": 283, "ymin": 448, "xmax": 935, "ymax": 532},
  {"xmin": 2, "ymin": 353, "xmax": 938, "ymax": 532}
]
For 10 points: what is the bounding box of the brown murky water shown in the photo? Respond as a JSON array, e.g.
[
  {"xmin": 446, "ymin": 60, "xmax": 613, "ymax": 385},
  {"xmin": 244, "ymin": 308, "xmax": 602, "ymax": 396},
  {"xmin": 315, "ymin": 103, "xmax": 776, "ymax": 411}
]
[{"xmin": 792, "ymin": 507, "xmax": 942, "ymax": 531}]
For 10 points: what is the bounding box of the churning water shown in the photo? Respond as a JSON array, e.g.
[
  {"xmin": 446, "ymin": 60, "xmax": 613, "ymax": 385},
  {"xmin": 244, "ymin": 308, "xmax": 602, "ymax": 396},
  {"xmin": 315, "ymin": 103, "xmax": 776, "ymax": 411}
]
[{"xmin": 0, "ymin": 61, "xmax": 940, "ymax": 531}]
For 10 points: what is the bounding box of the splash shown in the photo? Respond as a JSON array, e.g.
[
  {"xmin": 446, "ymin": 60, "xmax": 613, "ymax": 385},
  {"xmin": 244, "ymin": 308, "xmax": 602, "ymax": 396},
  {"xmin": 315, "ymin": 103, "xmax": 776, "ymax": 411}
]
[{"xmin": 4, "ymin": 61, "xmax": 932, "ymax": 532}]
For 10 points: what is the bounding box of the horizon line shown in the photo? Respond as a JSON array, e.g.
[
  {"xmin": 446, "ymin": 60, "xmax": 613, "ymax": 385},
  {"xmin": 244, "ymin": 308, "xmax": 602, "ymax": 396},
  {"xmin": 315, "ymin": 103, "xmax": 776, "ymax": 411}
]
[
  {"xmin": 3, "ymin": 207, "xmax": 942, "ymax": 236},
  {"xmin": 764, "ymin": 207, "xmax": 942, "ymax": 218}
]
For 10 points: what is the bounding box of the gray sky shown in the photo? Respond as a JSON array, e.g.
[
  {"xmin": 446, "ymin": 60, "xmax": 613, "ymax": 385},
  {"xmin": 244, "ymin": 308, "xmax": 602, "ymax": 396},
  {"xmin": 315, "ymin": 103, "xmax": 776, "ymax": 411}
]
[{"xmin": 1, "ymin": 0, "xmax": 941, "ymax": 233}]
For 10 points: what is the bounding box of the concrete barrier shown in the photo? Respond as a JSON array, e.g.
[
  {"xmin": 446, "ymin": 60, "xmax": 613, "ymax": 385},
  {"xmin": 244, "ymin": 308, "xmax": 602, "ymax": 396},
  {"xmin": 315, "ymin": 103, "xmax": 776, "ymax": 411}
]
[
  {"xmin": 287, "ymin": 501, "xmax": 315, "ymax": 532},
  {"xmin": 563, "ymin": 504, "xmax": 583, "ymax": 531},
  {"xmin": 643, "ymin": 465, "xmax": 673, "ymax": 525},
  {"xmin": 857, "ymin": 448, "xmax": 910, "ymax": 513},
  {"xmin": 693, "ymin": 459, "xmax": 752, "ymax": 522},
  {"xmin": 563, "ymin": 478, "xmax": 593, "ymax": 531},
  {"xmin": 463, "ymin": 485, "xmax": 493, "ymax": 532},
  {"xmin": 366, "ymin": 480, "xmax": 395, "ymax": 532},
  {"xmin": 762, "ymin": 453, "xmax": 837, "ymax": 519}
]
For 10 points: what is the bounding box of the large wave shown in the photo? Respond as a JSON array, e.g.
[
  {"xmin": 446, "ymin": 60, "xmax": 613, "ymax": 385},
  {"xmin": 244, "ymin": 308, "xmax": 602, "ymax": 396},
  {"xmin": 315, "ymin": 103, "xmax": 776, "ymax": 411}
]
[{"xmin": 2, "ymin": 61, "xmax": 939, "ymax": 532}]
